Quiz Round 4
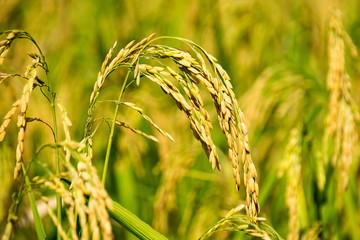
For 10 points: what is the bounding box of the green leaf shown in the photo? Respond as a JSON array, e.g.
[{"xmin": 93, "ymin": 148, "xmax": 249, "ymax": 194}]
[
  {"xmin": 108, "ymin": 200, "xmax": 168, "ymax": 240},
  {"xmin": 23, "ymin": 166, "xmax": 47, "ymax": 240}
]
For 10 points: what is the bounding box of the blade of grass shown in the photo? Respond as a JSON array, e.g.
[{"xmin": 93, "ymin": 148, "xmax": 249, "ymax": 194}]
[
  {"xmin": 108, "ymin": 200, "xmax": 168, "ymax": 240},
  {"xmin": 22, "ymin": 165, "xmax": 46, "ymax": 240}
]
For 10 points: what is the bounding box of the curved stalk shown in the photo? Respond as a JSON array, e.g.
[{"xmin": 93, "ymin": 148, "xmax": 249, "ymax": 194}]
[
  {"xmin": 102, "ymin": 70, "xmax": 131, "ymax": 185},
  {"xmin": 44, "ymin": 62, "xmax": 62, "ymax": 240},
  {"xmin": 27, "ymin": 30, "xmax": 62, "ymax": 240}
]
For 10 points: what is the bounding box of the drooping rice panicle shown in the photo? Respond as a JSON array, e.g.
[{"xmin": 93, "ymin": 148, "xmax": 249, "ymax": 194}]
[
  {"xmin": 140, "ymin": 43, "xmax": 260, "ymax": 219},
  {"xmin": 278, "ymin": 128, "xmax": 302, "ymax": 240},
  {"xmin": 41, "ymin": 153, "xmax": 114, "ymax": 240},
  {"xmin": 323, "ymin": 10, "xmax": 358, "ymax": 192},
  {"xmin": 85, "ymin": 33, "xmax": 260, "ymax": 221},
  {"xmin": 0, "ymin": 30, "xmax": 21, "ymax": 65},
  {"xmin": 14, "ymin": 64, "xmax": 37, "ymax": 180},
  {"xmin": 199, "ymin": 206, "xmax": 275, "ymax": 240},
  {"xmin": 0, "ymin": 99, "xmax": 21, "ymax": 142}
]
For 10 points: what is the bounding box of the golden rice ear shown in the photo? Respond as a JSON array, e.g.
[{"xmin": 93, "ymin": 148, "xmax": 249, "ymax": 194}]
[
  {"xmin": 14, "ymin": 65, "xmax": 37, "ymax": 180},
  {"xmin": 0, "ymin": 99, "xmax": 21, "ymax": 142},
  {"xmin": 139, "ymin": 66, "xmax": 221, "ymax": 172},
  {"xmin": 0, "ymin": 30, "xmax": 23, "ymax": 65},
  {"xmin": 86, "ymin": 33, "xmax": 158, "ymax": 139},
  {"xmin": 199, "ymin": 206, "xmax": 273, "ymax": 240},
  {"xmin": 137, "ymin": 40, "xmax": 260, "ymax": 219},
  {"xmin": 279, "ymin": 128, "xmax": 302, "ymax": 240},
  {"xmin": 85, "ymin": 35, "xmax": 261, "ymax": 220},
  {"xmin": 42, "ymin": 158, "xmax": 114, "ymax": 240},
  {"xmin": 323, "ymin": 9, "xmax": 358, "ymax": 194}
]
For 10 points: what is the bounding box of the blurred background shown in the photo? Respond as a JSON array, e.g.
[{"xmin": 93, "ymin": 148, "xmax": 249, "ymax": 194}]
[{"xmin": 1, "ymin": 0, "xmax": 360, "ymax": 239}]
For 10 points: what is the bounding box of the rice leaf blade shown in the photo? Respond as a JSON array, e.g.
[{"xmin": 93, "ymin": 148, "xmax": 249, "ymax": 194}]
[
  {"xmin": 23, "ymin": 166, "xmax": 47, "ymax": 240},
  {"xmin": 108, "ymin": 200, "xmax": 168, "ymax": 240}
]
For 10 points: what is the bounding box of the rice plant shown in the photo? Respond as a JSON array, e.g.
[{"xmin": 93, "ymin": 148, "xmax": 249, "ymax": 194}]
[
  {"xmin": 0, "ymin": 28, "xmax": 276, "ymax": 239},
  {"xmin": 1, "ymin": 1, "xmax": 359, "ymax": 240}
]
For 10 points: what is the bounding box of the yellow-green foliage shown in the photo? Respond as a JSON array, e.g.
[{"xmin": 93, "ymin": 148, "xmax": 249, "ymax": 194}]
[{"xmin": 1, "ymin": 1, "xmax": 360, "ymax": 240}]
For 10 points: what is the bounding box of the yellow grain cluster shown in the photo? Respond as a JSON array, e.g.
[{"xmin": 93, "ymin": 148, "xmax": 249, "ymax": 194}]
[
  {"xmin": 58, "ymin": 103, "xmax": 73, "ymax": 162},
  {"xmin": 0, "ymin": 100, "xmax": 20, "ymax": 142},
  {"xmin": 199, "ymin": 206, "xmax": 272, "ymax": 239},
  {"xmin": 139, "ymin": 43, "xmax": 259, "ymax": 219},
  {"xmin": 41, "ymin": 159, "xmax": 113, "ymax": 240},
  {"xmin": 0, "ymin": 30, "xmax": 46, "ymax": 180},
  {"xmin": 323, "ymin": 10, "xmax": 359, "ymax": 192},
  {"xmin": 14, "ymin": 65, "xmax": 37, "ymax": 180},
  {"xmin": 140, "ymin": 62, "xmax": 221, "ymax": 170},
  {"xmin": 279, "ymin": 128, "xmax": 301, "ymax": 240},
  {"xmin": 0, "ymin": 30, "xmax": 20, "ymax": 65},
  {"xmin": 85, "ymin": 34, "xmax": 157, "ymax": 157},
  {"xmin": 87, "ymin": 34, "xmax": 261, "ymax": 221},
  {"xmin": 88, "ymin": 34, "xmax": 156, "ymax": 109}
]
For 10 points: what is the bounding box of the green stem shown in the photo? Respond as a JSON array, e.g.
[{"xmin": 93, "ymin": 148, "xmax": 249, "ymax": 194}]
[
  {"xmin": 28, "ymin": 30, "xmax": 60, "ymax": 240},
  {"xmin": 22, "ymin": 165, "xmax": 46, "ymax": 240},
  {"xmin": 51, "ymin": 103, "xmax": 62, "ymax": 240},
  {"xmin": 47, "ymin": 71, "xmax": 62, "ymax": 240},
  {"xmin": 102, "ymin": 70, "xmax": 131, "ymax": 185}
]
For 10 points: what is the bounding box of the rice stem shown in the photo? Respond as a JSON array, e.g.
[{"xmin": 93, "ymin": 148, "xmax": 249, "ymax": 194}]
[
  {"xmin": 102, "ymin": 70, "xmax": 131, "ymax": 185},
  {"xmin": 46, "ymin": 64, "xmax": 62, "ymax": 240}
]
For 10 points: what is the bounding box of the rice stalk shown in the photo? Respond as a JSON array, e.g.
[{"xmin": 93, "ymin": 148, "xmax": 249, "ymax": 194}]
[
  {"xmin": 85, "ymin": 35, "xmax": 157, "ymax": 174},
  {"xmin": 278, "ymin": 128, "xmax": 302, "ymax": 240},
  {"xmin": 140, "ymin": 42, "xmax": 260, "ymax": 219},
  {"xmin": 40, "ymin": 152, "xmax": 114, "ymax": 240},
  {"xmin": 0, "ymin": 28, "xmax": 265, "ymax": 239},
  {"xmin": 138, "ymin": 64, "xmax": 221, "ymax": 171},
  {"xmin": 85, "ymin": 34, "xmax": 156, "ymax": 138},
  {"xmin": 0, "ymin": 30, "xmax": 49, "ymax": 181},
  {"xmin": 86, "ymin": 35, "xmax": 261, "ymax": 220},
  {"xmin": 323, "ymin": 9, "xmax": 359, "ymax": 193},
  {"xmin": 77, "ymin": 161, "xmax": 113, "ymax": 240},
  {"xmin": 0, "ymin": 29, "xmax": 64, "ymax": 239}
]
